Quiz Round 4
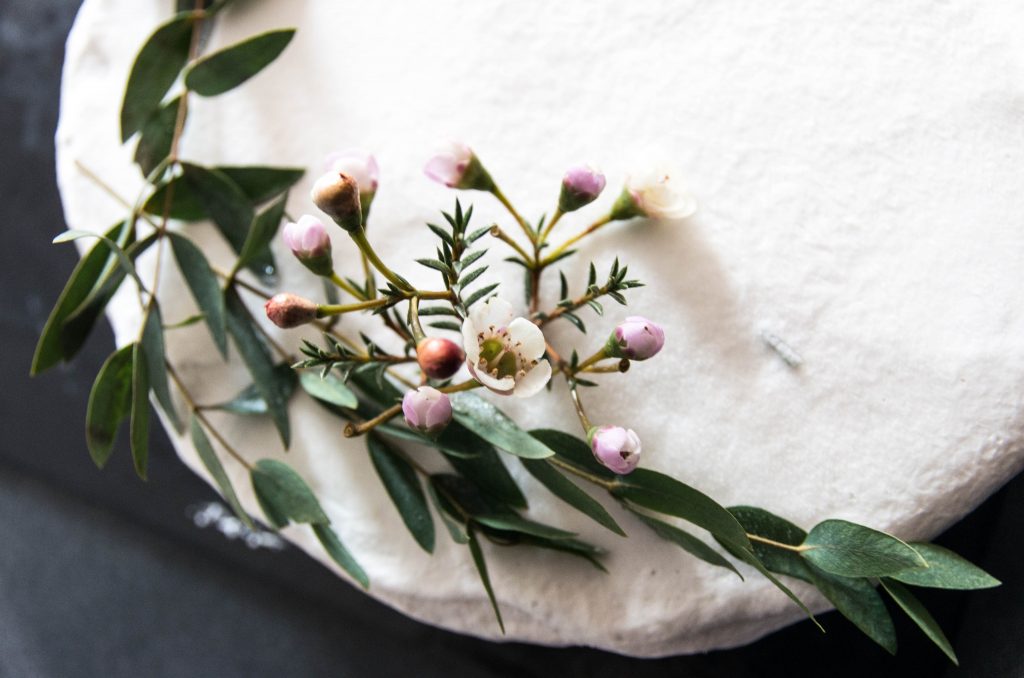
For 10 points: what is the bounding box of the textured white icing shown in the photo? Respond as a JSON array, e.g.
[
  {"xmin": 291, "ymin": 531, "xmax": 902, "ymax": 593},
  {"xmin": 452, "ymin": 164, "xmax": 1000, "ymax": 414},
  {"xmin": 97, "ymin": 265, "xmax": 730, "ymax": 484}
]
[{"xmin": 57, "ymin": 0, "xmax": 1024, "ymax": 656}]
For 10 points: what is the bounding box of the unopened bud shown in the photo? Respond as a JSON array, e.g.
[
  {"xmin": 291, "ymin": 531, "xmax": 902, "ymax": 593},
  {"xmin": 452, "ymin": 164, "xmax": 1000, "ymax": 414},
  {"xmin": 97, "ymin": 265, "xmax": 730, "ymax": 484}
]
[
  {"xmin": 416, "ymin": 337, "xmax": 465, "ymax": 380},
  {"xmin": 605, "ymin": 316, "xmax": 665, "ymax": 361},
  {"xmin": 311, "ymin": 171, "xmax": 363, "ymax": 231},
  {"xmin": 282, "ymin": 215, "xmax": 333, "ymax": 276},
  {"xmin": 326, "ymin": 150, "xmax": 379, "ymax": 219},
  {"xmin": 558, "ymin": 165, "xmax": 606, "ymax": 213},
  {"xmin": 402, "ymin": 386, "xmax": 452, "ymax": 436},
  {"xmin": 264, "ymin": 293, "xmax": 318, "ymax": 329},
  {"xmin": 588, "ymin": 425, "xmax": 642, "ymax": 475},
  {"xmin": 424, "ymin": 141, "xmax": 495, "ymax": 191}
]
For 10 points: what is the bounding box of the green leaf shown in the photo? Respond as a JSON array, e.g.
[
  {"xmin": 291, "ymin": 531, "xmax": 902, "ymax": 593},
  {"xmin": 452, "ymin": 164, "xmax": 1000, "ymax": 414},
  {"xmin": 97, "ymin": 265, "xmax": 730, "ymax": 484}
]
[
  {"xmin": 85, "ymin": 344, "xmax": 134, "ymax": 468},
  {"xmin": 530, "ymin": 429, "xmax": 613, "ymax": 480},
  {"xmin": 250, "ymin": 459, "xmax": 329, "ymax": 528},
  {"xmin": 801, "ymin": 519, "xmax": 927, "ymax": 578},
  {"xmin": 129, "ymin": 342, "xmax": 151, "ymax": 480},
  {"xmin": 513, "ymin": 534, "xmax": 607, "ymax": 572},
  {"xmin": 734, "ymin": 547, "xmax": 823, "ymax": 631},
  {"xmin": 210, "ymin": 382, "xmax": 267, "ymax": 415},
  {"xmin": 368, "ymin": 435, "xmax": 434, "ymax": 553},
  {"xmin": 449, "ymin": 392, "xmax": 554, "ymax": 459},
  {"xmin": 473, "ymin": 514, "xmax": 577, "ymax": 540},
  {"xmin": 141, "ymin": 302, "xmax": 182, "ymax": 431},
  {"xmin": 144, "ymin": 166, "xmax": 304, "ymax": 220},
  {"xmin": 633, "ymin": 511, "xmax": 741, "ymax": 577},
  {"xmin": 467, "ymin": 531, "xmax": 505, "ymax": 633},
  {"xmin": 133, "ymin": 95, "xmax": 181, "ymax": 176},
  {"xmin": 225, "ymin": 289, "xmax": 291, "ymax": 447},
  {"xmin": 728, "ymin": 506, "xmax": 811, "ymax": 580},
  {"xmin": 891, "ymin": 542, "xmax": 1001, "ymax": 590},
  {"xmin": 299, "ymin": 370, "xmax": 358, "ymax": 409},
  {"xmin": 806, "ymin": 566, "xmax": 897, "ymax": 655},
  {"xmin": 463, "ymin": 282, "xmax": 499, "ymax": 308},
  {"xmin": 232, "ymin": 192, "xmax": 287, "ymax": 280},
  {"xmin": 520, "ymin": 458, "xmax": 625, "ymax": 536},
  {"xmin": 313, "ymin": 523, "xmax": 370, "ymax": 589},
  {"xmin": 446, "ymin": 441, "xmax": 527, "ymax": 510},
  {"xmin": 168, "ymin": 232, "xmax": 228, "ymax": 357},
  {"xmin": 120, "ymin": 12, "xmax": 196, "ymax": 141},
  {"xmin": 610, "ymin": 469, "xmax": 751, "ymax": 551},
  {"xmin": 880, "ymin": 578, "xmax": 958, "ymax": 665},
  {"xmin": 184, "ymin": 29, "xmax": 296, "ymax": 96},
  {"xmin": 52, "ymin": 230, "xmax": 141, "ymax": 287},
  {"xmin": 180, "ymin": 163, "xmax": 255, "ymax": 257},
  {"xmin": 427, "ymin": 479, "xmax": 469, "ymax": 544},
  {"xmin": 32, "ymin": 222, "xmax": 126, "ymax": 375},
  {"xmin": 190, "ymin": 415, "xmax": 252, "ymax": 528}
]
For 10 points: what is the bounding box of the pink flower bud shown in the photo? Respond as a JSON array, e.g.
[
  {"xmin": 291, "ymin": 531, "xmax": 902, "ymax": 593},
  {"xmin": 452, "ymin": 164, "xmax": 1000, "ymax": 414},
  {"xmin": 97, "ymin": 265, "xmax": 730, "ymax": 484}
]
[
  {"xmin": 325, "ymin": 150, "xmax": 380, "ymax": 196},
  {"xmin": 606, "ymin": 316, "xmax": 665, "ymax": 361},
  {"xmin": 424, "ymin": 141, "xmax": 495, "ymax": 191},
  {"xmin": 417, "ymin": 337, "xmax": 465, "ymax": 380},
  {"xmin": 589, "ymin": 425, "xmax": 642, "ymax": 474},
  {"xmin": 264, "ymin": 293, "xmax": 318, "ymax": 329},
  {"xmin": 311, "ymin": 171, "xmax": 362, "ymax": 231},
  {"xmin": 282, "ymin": 215, "xmax": 333, "ymax": 276},
  {"xmin": 558, "ymin": 165, "xmax": 606, "ymax": 213},
  {"xmin": 402, "ymin": 386, "xmax": 453, "ymax": 436}
]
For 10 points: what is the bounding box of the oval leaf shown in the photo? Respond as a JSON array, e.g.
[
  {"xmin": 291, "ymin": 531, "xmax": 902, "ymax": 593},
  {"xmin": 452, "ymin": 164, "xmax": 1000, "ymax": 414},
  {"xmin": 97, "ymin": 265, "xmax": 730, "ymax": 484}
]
[
  {"xmin": 85, "ymin": 344, "xmax": 135, "ymax": 468},
  {"xmin": 190, "ymin": 415, "xmax": 252, "ymax": 529},
  {"xmin": 231, "ymin": 193, "xmax": 287, "ymax": 280},
  {"xmin": 134, "ymin": 96, "xmax": 182, "ymax": 176},
  {"xmin": 180, "ymin": 163, "xmax": 255, "ymax": 256},
  {"xmin": 250, "ymin": 459, "xmax": 328, "ymax": 528},
  {"xmin": 368, "ymin": 436, "xmax": 434, "ymax": 553},
  {"xmin": 184, "ymin": 29, "xmax": 296, "ymax": 96},
  {"xmin": 168, "ymin": 232, "xmax": 228, "ymax": 357},
  {"xmin": 891, "ymin": 542, "xmax": 1001, "ymax": 590},
  {"xmin": 807, "ymin": 566, "xmax": 898, "ymax": 655},
  {"xmin": 129, "ymin": 342, "xmax": 151, "ymax": 480},
  {"xmin": 144, "ymin": 166, "xmax": 304, "ymax": 220},
  {"xmin": 801, "ymin": 519, "xmax": 927, "ymax": 578},
  {"xmin": 446, "ymin": 441, "xmax": 527, "ymax": 510},
  {"xmin": 880, "ymin": 578, "xmax": 958, "ymax": 665},
  {"xmin": 313, "ymin": 523, "xmax": 369, "ymax": 589},
  {"xmin": 299, "ymin": 370, "xmax": 358, "ymax": 409},
  {"xmin": 728, "ymin": 505, "xmax": 810, "ymax": 581},
  {"xmin": 449, "ymin": 392, "xmax": 554, "ymax": 459},
  {"xmin": 141, "ymin": 302, "xmax": 182, "ymax": 431}
]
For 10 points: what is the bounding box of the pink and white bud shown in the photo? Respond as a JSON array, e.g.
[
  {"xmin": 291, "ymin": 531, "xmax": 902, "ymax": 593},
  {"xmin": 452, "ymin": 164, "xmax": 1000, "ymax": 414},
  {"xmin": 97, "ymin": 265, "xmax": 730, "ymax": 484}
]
[
  {"xmin": 282, "ymin": 215, "xmax": 333, "ymax": 276},
  {"xmin": 424, "ymin": 141, "xmax": 495, "ymax": 191},
  {"xmin": 606, "ymin": 316, "xmax": 665, "ymax": 361},
  {"xmin": 325, "ymin": 150, "xmax": 380, "ymax": 196},
  {"xmin": 311, "ymin": 171, "xmax": 362, "ymax": 232},
  {"xmin": 609, "ymin": 166, "xmax": 697, "ymax": 221},
  {"xmin": 558, "ymin": 165, "xmax": 606, "ymax": 213},
  {"xmin": 264, "ymin": 293, "xmax": 318, "ymax": 329},
  {"xmin": 402, "ymin": 386, "xmax": 453, "ymax": 436},
  {"xmin": 589, "ymin": 425, "xmax": 642, "ymax": 475},
  {"xmin": 416, "ymin": 337, "xmax": 465, "ymax": 380}
]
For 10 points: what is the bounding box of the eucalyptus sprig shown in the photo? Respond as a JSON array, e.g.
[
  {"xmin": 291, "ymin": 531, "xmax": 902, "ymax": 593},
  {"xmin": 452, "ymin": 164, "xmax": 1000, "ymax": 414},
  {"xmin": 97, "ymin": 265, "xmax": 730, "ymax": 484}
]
[{"xmin": 32, "ymin": 5, "xmax": 1000, "ymax": 666}]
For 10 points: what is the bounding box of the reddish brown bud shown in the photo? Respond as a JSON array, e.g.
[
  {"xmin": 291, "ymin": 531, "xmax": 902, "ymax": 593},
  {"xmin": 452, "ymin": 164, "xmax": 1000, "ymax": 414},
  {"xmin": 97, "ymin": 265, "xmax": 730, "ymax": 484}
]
[
  {"xmin": 416, "ymin": 337, "xmax": 465, "ymax": 380},
  {"xmin": 265, "ymin": 293, "xmax": 318, "ymax": 329},
  {"xmin": 311, "ymin": 171, "xmax": 362, "ymax": 231}
]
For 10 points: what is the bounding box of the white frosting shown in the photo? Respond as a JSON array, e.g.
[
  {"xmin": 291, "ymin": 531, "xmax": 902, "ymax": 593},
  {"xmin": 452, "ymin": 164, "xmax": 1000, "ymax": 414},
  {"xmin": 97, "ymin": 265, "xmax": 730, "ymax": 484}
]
[{"xmin": 57, "ymin": 0, "xmax": 1024, "ymax": 656}]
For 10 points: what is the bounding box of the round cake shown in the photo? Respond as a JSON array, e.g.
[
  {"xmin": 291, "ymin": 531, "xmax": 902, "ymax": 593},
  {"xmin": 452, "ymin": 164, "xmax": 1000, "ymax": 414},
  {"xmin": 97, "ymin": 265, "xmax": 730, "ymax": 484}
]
[{"xmin": 56, "ymin": 0, "xmax": 1024, "ymax": 656}]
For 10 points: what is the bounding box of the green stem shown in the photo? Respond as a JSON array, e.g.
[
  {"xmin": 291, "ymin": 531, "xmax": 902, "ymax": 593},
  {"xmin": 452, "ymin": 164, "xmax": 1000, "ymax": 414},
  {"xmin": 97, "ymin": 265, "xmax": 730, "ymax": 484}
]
[
  {"xmin": 489, "ymin": 225, "xmax": 533, "ymax": 264},
  {"xmin": 746, "ymin": 533, "xmax": 812, "ymax": 553},
  {"xmin": 567, "ymin": 381, "xmax": 593, "ymax": 433},
  {"xmin": 491, "ymin": 185, "xmax": 535, "ymax": 243},
  {"xmin": 317, "ymin": 298, "xmax": 391, "ymax": 317},
  {"xmin": 330, "ymin": 271, "xmax": 367, "ymax": 300},
  {"xmin": 542, "ymin": 213, "xmax": 613, "ymax": 265},
  {"xmin": 538, "ymin": 207, "xmax": 564, "ymax": 244},
  {"xmin": 574, "ymin": 348, "xmax": 609, "ymax": 374},
  {"xmin": 349, "ymin": 228, "xmax": 412, "ymax": 291},
  {"xmin": 548, "ymin": 456, "xmax": 614, "ymax": 490},
  {"xmin": 408, "ymin": 296, "xmax": 426, "ymax": 343},
  {"xmin": 440, "ymin": 379, "xmax": 482, "ymax": 394}
]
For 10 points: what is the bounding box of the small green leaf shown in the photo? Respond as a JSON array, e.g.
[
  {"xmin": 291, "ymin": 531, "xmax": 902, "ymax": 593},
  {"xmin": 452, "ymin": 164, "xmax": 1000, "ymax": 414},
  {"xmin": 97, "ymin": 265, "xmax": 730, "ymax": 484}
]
[
  {"xmin": 144, "ymin": 166, "xmax": 304, "ymax": 220},
  {"xmin": 250, "ymin": 459, "xmax": 329, "ymax": 528},
  {"xmin": 446, "ymin": 441, "xmax": 528, "ymax": 509},
  {"xmin": 180, "ymin": 163, "xmax": 255, "ymax": 258},
  {"xmin": 129, "ymin": 342, "xmax": 151, "ymax": 480},
  {"xmin": 633, "ymin": 511, "xmax": 741, "ymax": 577},
  {"xmin": 299, "ymin": 370, "xmax": 358, "ymax": 409},
  {"xmin": 728, "ymin": 506, "xmax": 810, "ymax": 580},
  {"xmin": 164, "ymin": 313, "xmax": 206, "ymax": 329},
  {"xmin": 880, "ymin": 578, "xmax": 958, "ymax": 665},
  {"xmin": 463, "ymin": 282, "xmax": 499, "ymax": 308},
  {"xmin": 801, "ymin": 519, "xmax": 927, "ymax": 578},
  {"xmin": 807, "ymin": 567, "xmax": 897, "ymax": 655},
  {"xmin": 232, "ymin": 193, "xmax": 287, "ymax": 279},
  {"xmin": 141, "ymin": 302, "xmax": 182, "ymax": 431},
  {"xmin": 449, "ymin": 392, "xmax": 554, "ymax": 459},
  {"xmin": 520, "ymin": 457, "xmax": 625, "ymax": 536},
  {"xmin": 734, "ymin": 547, "xmax": 823, "ymax": 631},
  {"xmin": 225, "ymin": 289, "xmax": 291, "ymax": 447},
  {"xmin": 610, "ymin": 469, "xmax": 751, "ymax": 551},
  {"xmin": 120, "ymin": 12, "xmax": 196, "ymax": 141},
  {"xmin": 190, "ymin": 415, "xmax": 253, "ymax": 529},
  {"xmin": 467, "ymin": 530, "xmax": 505, "ymax": 634},
  {"xmin": 530, "ymin": 429, "xmax": 612, "ymax": 480},
  {"xmin": 85, "ymin": 344, "xmax": 134, "ymax": 468},
  {"xmin": 313, "ymin": 523, "xmax": 370, "ymax": 589},
  {"xmin": 513, "ymin": 534, "xmax": 607, "ymax": 572},
  {"xmin": 891, "ymin": 543, "xmax": 1001, "ymax": 590},
  {"xmin": 472, "ymin": 514, "xmax": 576, "ymax": 540},
  {"xmin": 52, "ymin": 230, "xmax": 141, "ymax": 287},
  {"xmin": 368, "ymin": 435, "xmax": 435, "ymax": 553},
  {"xmin": 168, "ymin": 232, "xmax": 228, "ymax": 357},
  {"xmin": 134, "ymin": 96, "xmax": 181, "ymax": 176},
  {"xmin": 184, "ymin": 29, "xmax": 296, "ymax": 96},
  {"xmin": 210, "ymin": 382, "xmax": 267, "ymax": 415}
]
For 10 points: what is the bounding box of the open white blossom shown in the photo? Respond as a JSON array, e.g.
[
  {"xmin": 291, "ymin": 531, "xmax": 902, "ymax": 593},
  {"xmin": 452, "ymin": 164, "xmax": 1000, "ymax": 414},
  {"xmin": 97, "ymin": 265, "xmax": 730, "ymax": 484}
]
[
  {"xmin": 625, "ymin": 166, "xmax": 698, "ymax": 220},
  {"xmin": 461, "ymin": 297, "xmax": 552, "ymax": 397}
]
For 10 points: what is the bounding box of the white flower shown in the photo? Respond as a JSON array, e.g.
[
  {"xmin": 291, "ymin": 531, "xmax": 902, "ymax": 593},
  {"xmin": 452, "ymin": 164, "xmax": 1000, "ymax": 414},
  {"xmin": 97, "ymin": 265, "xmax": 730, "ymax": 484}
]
[
  {"xmin": 625, "ymin": 165, "xmax": 698, "ymax": 220},
  {"xmin": 461, "ymin": 297, "xmax": 552, "ymax": 398}
]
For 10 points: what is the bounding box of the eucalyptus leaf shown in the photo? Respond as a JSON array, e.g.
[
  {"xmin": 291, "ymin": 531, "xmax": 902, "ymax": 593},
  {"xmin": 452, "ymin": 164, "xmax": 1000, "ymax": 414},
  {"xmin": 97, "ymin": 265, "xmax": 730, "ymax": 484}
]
[
  {"xmin": 231, "ymin": 193, "xmax": 287, "ymax": 279},
  {"xmin": 521, "ymin": 457, "xmax": 625, "ymax": 536},
  {"xmin": 473, "ymin": 514, "xmax": 576, "ymax": 540},
  {"xmin": 190, "ymin": 415, "xmax": 253, "ymax": 529},
  {"xmin": 134, "ymin": 95, "xmax": 181, "ymax": 176},
  {"xmin": 168, "ymin": 232, "xmax": 227, "ymax": 357},
  {"xmin": 880, "ymin": 578, "xmax": 958, "ymax": 665},
  {"xmin": 299, "ymin": 370, "xmax": 358, "ymax": 409},
  {"xmin": 467, "ymin": 531, "xmax": 505, "ymax": 633},
  {"xmin": 313, "ymin": 524, "xmax": 370, "ymax": 589},
  {"xmin": 129, "ymin": 342, "xmax": 151, "ymax": 480},
  {"xmin": 890, "ymin": 543, "xmax": 1001, "ymax": 590},
  {"xmin": 225, "ymin": 289, "xmax": 291, "ymax": 446},
  {"xmin": 806, "ymin": 566, "xmax": 897, "ymax": 654},
  {"xmin": 85, "ymin": 344, "xmax": 134, "ymax": 469},
  {"xmin": 427, "ymin": 479, "xmax": 469, "ymax": 544},
  {"xmin": 250, "ymin": 459, "xmax": 329, "ymax": 528},
  {"xmin": 368, "ymin": 435, "xmax": 434, "ymax": 553},
  {"xmin": 141, "ymin": 302, "xmax": 182, "ymax": 431},
  {"xmin": 727, "ymin": 506, "xmax": 810, "ymax": 580},
  {"xmin": 529, "ymin": 429, "xmax": 612, "ymax": 480},
  {"xmin": 180, "ymin": 163, "xmax": 255, "ymax": 256},
  {"xmin": 52, "ymin": 230, "xmax": 141, "ymax": 287},
  {"xmin": 513, "ymin": 534, "xmax": 607, "ymax": 572},
  {"xmin": 449, "ymin": 392, "xmax": 554, "ymax": 459},
  {"xmin": 210, "ymin": 382, "xmax": 267, "ymax": 415},
  {"xmin": 633, "ymin": 511, "xmax": 741, "ymax": 578},
  {"xmin": 375, "ymin": 423, "xmax": 480, "ymax": 459},
  {"xmin": 446, "ymin": 442, "xmax": 527, "ymax": 510},
  {"xmin": 144, "ymin": 166, "xmax": 304, "ymax": 220},
  {"xmin": 120, "ymin": 12, "xmax": 196, "ymax": 141},
  {"xmin": 801, "ymin": 519, "xmax": 927, "ymax": 578},
  {"xmin": 184, "ymin": 29, "xmax": 296, "ymax": 96}
]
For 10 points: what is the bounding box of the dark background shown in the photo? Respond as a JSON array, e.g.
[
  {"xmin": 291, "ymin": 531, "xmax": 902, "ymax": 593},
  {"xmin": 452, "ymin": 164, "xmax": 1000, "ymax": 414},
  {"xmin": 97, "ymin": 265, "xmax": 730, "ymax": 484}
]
[{"xmin": 2, "ymin": 1, "xmax": 1022, "ymax": 676}]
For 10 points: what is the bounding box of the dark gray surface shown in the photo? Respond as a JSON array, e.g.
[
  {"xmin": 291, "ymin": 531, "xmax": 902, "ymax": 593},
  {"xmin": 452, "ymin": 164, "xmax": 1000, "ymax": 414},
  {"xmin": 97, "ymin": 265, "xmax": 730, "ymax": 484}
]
[{"xmin": 1, "ymin": 1, "xmax": 1021, "ymax": 676}]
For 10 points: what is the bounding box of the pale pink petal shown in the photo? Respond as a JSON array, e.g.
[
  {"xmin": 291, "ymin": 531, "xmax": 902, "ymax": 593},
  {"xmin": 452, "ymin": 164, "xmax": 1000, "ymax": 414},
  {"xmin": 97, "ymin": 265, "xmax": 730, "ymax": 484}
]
[
  {"xmin": 512, "ymin": 360, "xmax": 551, "ymax": 398},
  {"xmin": 507, "ymin": 318, "xmax": 546, "ymax": 361}
]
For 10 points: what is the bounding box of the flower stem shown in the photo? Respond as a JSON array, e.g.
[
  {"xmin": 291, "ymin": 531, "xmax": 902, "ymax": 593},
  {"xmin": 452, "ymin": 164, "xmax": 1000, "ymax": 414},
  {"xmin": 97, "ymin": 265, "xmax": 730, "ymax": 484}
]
[
  {"xmin": 345, "ymin": 403, "xmax": 402, "ymax": 437},
  {"xmin": 317, "ymin": 298, "xmax": 391, "ymax": 317},
  {"xmin": 349, "ymin": 228, "xmax": 412, "ymax": 291},
  {"xmin": 548, "ymin": 456, "xmax": 615, "ymax": 490},
  {"xmin": 330, "ymin": 271, "xmax": 366, "ymax": 300},
  {"xmin": 489, "ymin": 225, "xmax": 533, "ymax": 264},
  {"xmin": 408, "ymin": 295, "xmax": 426, "ymax": 343},
  {"xmin": 491, "ymin": 185, "xmax": 535, "ymax": 243},
  {"xmin": 574, "ymin": 348, "xmax": 609, "ymax": 373},
  {"xmin": 538, "ymin": 207, "xmax": 564, "ymax": 244},
  {"xmin": 440, "ymin": 379, "xmax": 482, "ymax": 394},
  {"xmin": 567, "ymin": 382, "xmax": 593, "ymax": 433},
  {"xmin": 541, "ymin": 213, "xmax": 613, "ymax": 266}
]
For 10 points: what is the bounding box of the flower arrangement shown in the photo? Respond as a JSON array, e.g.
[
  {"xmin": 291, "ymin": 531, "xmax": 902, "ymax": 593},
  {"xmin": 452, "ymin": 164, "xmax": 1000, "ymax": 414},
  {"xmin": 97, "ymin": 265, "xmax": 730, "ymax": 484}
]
[{"xmin": 34, "ymin": 4, "xmax": 1000, "ymax": 664}]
